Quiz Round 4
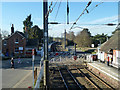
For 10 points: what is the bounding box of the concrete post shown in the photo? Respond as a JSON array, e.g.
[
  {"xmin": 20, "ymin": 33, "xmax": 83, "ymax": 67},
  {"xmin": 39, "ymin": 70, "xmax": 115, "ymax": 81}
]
[{"xmin": 43, "ymin": 60, "xmax": 49, "ymax": 88}]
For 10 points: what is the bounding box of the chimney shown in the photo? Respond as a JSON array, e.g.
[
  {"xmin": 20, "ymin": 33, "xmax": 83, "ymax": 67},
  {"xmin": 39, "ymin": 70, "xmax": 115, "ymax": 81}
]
[{"xmin": 11, "ymin": 24, "xmax": 14, "ymax": 35}]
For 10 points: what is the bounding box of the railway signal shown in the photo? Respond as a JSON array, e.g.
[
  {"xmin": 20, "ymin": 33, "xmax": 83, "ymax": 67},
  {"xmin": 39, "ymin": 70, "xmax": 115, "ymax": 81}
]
[
  {"xmin": 56, "ymin": 53, "xmax": 59, "ymax": 56},
  {"xmin": 74, "ymin": 55, "xmax": 77, "ymax": 60}
]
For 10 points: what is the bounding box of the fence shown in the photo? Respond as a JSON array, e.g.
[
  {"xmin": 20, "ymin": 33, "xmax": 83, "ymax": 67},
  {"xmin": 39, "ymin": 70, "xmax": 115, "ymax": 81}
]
[{"xmin": 35, "ymin": 58, "xmax": 44, "ymax": 89}]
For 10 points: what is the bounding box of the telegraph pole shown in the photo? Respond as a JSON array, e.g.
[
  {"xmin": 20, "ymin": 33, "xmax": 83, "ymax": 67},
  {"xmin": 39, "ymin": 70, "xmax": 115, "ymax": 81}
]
[{"xmin": 43, "ymin": 0, "xmax": 49, "ymax": 89}]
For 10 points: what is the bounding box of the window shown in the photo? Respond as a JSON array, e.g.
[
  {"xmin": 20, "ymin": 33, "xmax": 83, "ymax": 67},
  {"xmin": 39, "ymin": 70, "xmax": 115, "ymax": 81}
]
[
  {"xmin": 4, "ymin": 40, "xmax": 7, "ymax": 45},
  {"xmin": 15, "ymin": 47, "xmax": 19, "ymax": 53},
  {"xmin": 15, "ymin": 38, "xmax": 19, "ymax": 44}
]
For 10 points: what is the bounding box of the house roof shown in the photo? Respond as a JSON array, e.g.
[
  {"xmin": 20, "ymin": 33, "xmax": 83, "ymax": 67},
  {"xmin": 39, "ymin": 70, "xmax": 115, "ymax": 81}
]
[
  {"xmin": 100, "ymin": 30, "xmax": 120, "ymax": 53},
  {"xmin": 4, "ymin": 31, "xmax": 25, "ymax": 40},
  {"xmin": 16, "ymin": 31, "xmax": 25, "ymax": 38}
]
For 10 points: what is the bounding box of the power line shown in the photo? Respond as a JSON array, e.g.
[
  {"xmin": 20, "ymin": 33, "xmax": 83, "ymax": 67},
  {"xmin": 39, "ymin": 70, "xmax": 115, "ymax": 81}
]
[
  {"xmin": 88, "ymin": 2, "xmax": 103, "ymax": 12},
  {"xmin": 70, "ymin": 0, "xmax": 92, "ymax": 30},
  {"xmin": 54, "ymin": 0, "xmax": 62, "ymax": 21},
  {"xmin": 45, "ymin": 0, "xmax": 58, "ymax": 19},
  {"xmin": 69, "ymin": 1, "xmax": 104, "ymax": 30},
  {"xmin": 50, "ymin": 0, "xmax": 58, "ymax": 13},
  {"xmin": 49, "ymin": 0, "xmax": 62, "ymax": 32},
  {"xmin": 45, "ymin": 1, "xmax": 53, "ymax": 19}
]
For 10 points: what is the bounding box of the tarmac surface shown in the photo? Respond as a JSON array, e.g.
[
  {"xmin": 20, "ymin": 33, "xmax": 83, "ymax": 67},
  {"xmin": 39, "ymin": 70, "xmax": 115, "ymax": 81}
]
[{"xmin": 2, "ymin": 56, "xmax": 41, "ymax": 89}]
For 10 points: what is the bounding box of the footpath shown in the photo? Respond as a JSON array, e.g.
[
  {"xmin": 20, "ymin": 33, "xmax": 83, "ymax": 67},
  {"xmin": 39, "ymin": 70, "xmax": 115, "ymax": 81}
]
[
  {"xmin": 1, "ymin": 56, "xmax": 41, "ymax": 89},
  {"xmin": 13, "ymin": 56, "xmax": 41, "ymax": 88}
]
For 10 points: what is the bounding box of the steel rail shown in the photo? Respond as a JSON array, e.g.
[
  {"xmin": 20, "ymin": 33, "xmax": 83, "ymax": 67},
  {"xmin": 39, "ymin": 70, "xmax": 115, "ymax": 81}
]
[
  {"xmin": 59, "ymin": 69, "xmax": 69, "ymax": 90},
  {"xmin": 77, "ymin": 68, "xmax": 100, "ymax": 89},
  {"xmin": 67, "ymin": 62, "xmax": 99, "ymax": 89},
  {"xmin": 85, "ymin": 68, "xmax": 114, "ymax": 89},
  {"xmin": 66, "ymin": 68, "xmax": 83, "ymax": 89}
]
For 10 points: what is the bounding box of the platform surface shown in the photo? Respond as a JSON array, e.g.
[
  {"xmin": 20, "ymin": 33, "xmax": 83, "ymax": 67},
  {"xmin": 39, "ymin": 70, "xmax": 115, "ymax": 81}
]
[{"xmin": 88, "ymin": 61, "xmax": 120, "ymax": 82}]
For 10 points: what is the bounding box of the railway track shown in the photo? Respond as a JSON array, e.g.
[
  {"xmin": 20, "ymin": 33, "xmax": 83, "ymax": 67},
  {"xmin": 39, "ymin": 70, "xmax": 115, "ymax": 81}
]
[
  {"xmin": 68, "ymin": 65, "xmax": 114, "ymax": 89},
  {"xmin": 49, "ymin": 57, "xmax": 114, "ymax": 89},
  {"xmin": 70, "ymin": 68, "xmax": 97, "ymax": 89},
  {"xmin": 49, "ymin": 67, "xmax": 65, "ymax": 88},
  {"xmin": 68, "ymin": 60, "xmax": 114, "ymax": 89},
  {"xmin": 59, "ymin": 67, "xmax": 83, "ymax": 90},
  {"xmin": 79, "ymin": 68, "xmax": 114, "ymax": 89}
]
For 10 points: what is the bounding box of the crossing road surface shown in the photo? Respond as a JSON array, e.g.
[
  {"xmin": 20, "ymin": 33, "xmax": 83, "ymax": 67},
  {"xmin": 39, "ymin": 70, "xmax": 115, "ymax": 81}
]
[{"xmin": 1, "ymin": 56, "xmax": 41, "ymax": 88}]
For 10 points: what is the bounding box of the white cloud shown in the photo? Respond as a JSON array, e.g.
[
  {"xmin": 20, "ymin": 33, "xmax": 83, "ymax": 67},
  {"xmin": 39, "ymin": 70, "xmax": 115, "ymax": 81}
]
[
  {"xmin": 48, "ymin": 16, "xmax": 118, "ymax": 37},
  {"xmin": 90, "ymin": 15, "xmax": 118, "ymax": 24},
  {"xmin": 48, "ymin": 24, "xmax": 65, "ymax": 37},
  {"xmin": 48, "ymin": 23, "xmax": 117, "ymax": 37}
]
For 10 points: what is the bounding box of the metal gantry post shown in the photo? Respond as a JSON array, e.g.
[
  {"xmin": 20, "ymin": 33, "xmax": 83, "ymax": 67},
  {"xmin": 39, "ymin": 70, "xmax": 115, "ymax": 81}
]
[
  {"xmin": 32, "ymin": 49, "xmax": 35, "ymax": 88},
  {"xmin": 64, "ymin": 29, "xmax": 66, "ymax": 49},
  {"xmin": 67, "ymin": 0, "xmax": 69, "ymax": 24},
  {"xmin": 43, "ymin": 0, "xmax": 49, "ymax": 89}
]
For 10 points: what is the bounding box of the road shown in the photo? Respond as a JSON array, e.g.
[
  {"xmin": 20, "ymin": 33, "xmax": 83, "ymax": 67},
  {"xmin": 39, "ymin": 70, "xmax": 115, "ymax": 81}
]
[{"xmin": 2, "ymin": 56, "xmax": 41, "ymax": 88}]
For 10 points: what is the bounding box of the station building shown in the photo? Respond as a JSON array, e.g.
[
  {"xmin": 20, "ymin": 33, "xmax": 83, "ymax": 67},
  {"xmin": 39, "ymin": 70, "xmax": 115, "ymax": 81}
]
[{"xmin": 97, "ymin": 30, "xmax": 120, "ymax": 68}]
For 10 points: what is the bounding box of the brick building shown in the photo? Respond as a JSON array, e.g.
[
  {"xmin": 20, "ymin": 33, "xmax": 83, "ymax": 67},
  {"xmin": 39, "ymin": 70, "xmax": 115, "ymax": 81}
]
[{"xmin": 2, "ymin": 24, "xmax": 26, "ymax": 57}]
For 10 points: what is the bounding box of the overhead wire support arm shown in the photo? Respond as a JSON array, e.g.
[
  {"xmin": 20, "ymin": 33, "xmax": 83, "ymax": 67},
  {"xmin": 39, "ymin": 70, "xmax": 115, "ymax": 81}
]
[
  {"xmin": 45, "ymin": 1, "xmax": 52, "ymax": 19},
  {"xmin": 70, "ymin": 0, "xmax": 92, "ymax": 30},
  {"xmin": 45, "ymin": 0, "xmax": 58, "ymax": 19},
  {"xmin": 88, "ymin": 2, "xmax": 103, "ymax": 12}
]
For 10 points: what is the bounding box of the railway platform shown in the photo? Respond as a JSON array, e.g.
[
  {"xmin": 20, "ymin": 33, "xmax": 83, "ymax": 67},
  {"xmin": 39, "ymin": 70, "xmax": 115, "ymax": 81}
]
[{"xmin": 86, "ymin": 61, "xmax": 120, "ymax": 88}]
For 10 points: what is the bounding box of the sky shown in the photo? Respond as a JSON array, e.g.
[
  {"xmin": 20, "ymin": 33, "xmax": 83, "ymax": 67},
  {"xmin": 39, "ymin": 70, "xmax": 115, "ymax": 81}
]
[{"xmin": 1, "ymin": 0, "xmax": 119, "ymax": 37}]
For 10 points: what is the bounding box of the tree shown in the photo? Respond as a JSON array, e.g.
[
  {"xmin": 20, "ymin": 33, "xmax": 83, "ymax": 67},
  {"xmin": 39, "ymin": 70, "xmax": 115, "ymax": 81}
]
[
  {"xmin": 1, "ymin": 30, "xmax": 9, "ymax": 39},
  {"xmin": 23, "ymin": 14, "xmax": 33, "ymax": 38},
  {"xmin": 91, "ymin": 33, "xmax": 108, "ymax": 47},
  {"xmin": 74, "ymin": 28, "xmax": 92, "ymax": 47},
  {"xmin": 66, "ymin": 31, "xmax": 75, "ymax": 46},
  {"xmin": 30, "ymin": 25, "xmax": 43, "ymax": 44},
  {"xmin": 66, "ymin": 31, "xmax": 75, "ymax": 41}
]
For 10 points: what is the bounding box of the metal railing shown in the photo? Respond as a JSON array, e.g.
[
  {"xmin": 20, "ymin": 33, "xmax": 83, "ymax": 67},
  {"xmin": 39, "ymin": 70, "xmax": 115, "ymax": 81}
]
[{"xmin": 34, "ymin": 58, "xmax": 44, "ymax": 89}]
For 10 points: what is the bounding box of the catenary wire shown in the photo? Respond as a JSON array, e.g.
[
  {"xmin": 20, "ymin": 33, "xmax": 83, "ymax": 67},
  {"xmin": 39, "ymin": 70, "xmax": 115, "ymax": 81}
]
[{"xmin": 70, "ymin": 0, "xmax": 92, "ymax": 30}]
